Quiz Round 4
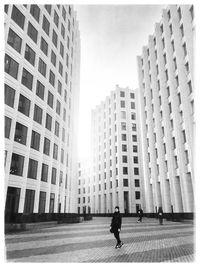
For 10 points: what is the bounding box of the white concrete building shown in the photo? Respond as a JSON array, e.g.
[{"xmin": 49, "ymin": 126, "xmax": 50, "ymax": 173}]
[
  {"xmin": 91, "ymin": 85, "xmax": 144, "ymax": 214},
  {"xmin": 137, "ymin": 5, "xmax": 194, "ymax": 214},
  {"xmin": 4, "ymin": 4, "xmax": 80, "ymax": 220}
]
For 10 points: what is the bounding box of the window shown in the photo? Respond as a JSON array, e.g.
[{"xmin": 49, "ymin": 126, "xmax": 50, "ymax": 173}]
[
  {"xmin": 40, "ymin": 37, "xmax": 48, "ymax": 56},
  {"xmin": 24, "ymin": 189, "xmax": 35, "ymax": 213},
  {"xmin": 18, "ymin": 94, "xmax": 30, "ymax": 117},
  {"xmin": 54, "ymin": 10, "xmax": 59, "ymax": 27},
  {"xmin": 133, "ymin": 156, "xmax": 138, "ymax": 164},
  {"xmin": 61, "ymin": 24, "xmax": 65, "ymax": 39},
  {"xmin": 63, "ymin": 108, "xmax": 66, "ymax": 122},
  {"xmin": 55, "ymin": 121, "xmax": 60, "ymax": 137},
  {"xmin": 52, "ymin": 30, "xmax": 58, "ymax": 47},
  {"xmin": 45, "ymin": 113, "xmax": 52, "ymax": 131},
  {"xmin": 131, "ymin": 102, "xmax": 135, "ymax": 109},
  {"xmin": 47, "ymin": 91, "xmax": 54, "ymax": 108},
  {"xmin": 5, "ymin": 116, "xmax": 12, "ymax": 139},
  {"xmin": 130, "ymin": 93, "xmax": 135, "ymax": 99},
  {"xmin": 183, "ymin": 42, "xmax": 187, "ymax": 57},
  {"xmin": 121, "ymin": 122, "xmax": 126, "ymax": 130},
  {"xmin": 120, "ymin": 91, "xmax": 125, "ymax": 97},
  {"xmin": 10, "ymin": 153, "xmax": 24, "ymax": 176},
  {"xmin": 27, "ymin": 22, "xmax": 38, "ymax": 43},
  {"xmin": 31, "ymin": 130, "xmax": 40, "ymax": 151},
  {"xmin": 182, "ymin": 130, "xmax": 186, "ymax": 143},
  {"xmin": 11, "ymin": 5, "xmax": 25, "ymax": 29},
  {"xmin": 49, "ymin": 70, "xmax": 55, "ymax": 87},
  {"xmin": 36, "ymin": 80, "xmax": 45, "ymax": 100},
  {"xmin": 43, "ymin": 137, "xmax": 50, "ymax": 156},
  {"xmin": 49, "ymin": 193, "xmax": 55, "ymax": 213},
  {"xmin": 177, "ymin": 6, "xmax": 182, "ymax": 20},
  {"xmin": 122, "ymin": 155, "xmax": 127, "ymax": 163},
  {"xmin": 120, "ymin": 100, "xmax": 125, "ymax": 108},
  {"xmin": 42, "ymin": 15, "xmax": 50, "ymax": 36},
  {"xmin": 5, "ymin": 84, "xmax": 15, "ymax": 108},
  {"xmin": 51, "ymin": 167, "xmax": 57, "ymax": 184},
  {"xmin": 62, "ymin": 128, "xmax": 65, "ymax": 142},
  {"xmin": 14, "ymin": 122, "xmax": 28, "ymax": 145},
  {"xmin": 56, "ymin": 100, "xmax": 61, "ymax": 115},
  {"xmin": 68, "ymin": 19, "xmax": 71, "ymax": 32},
  {"xmin": 121, "ymin": 134, "xmax": 126, "ymax": 141},
  {"xmin": 59, "ymin": 62, "xmax": 63, "ymax": 76},
  {"xmin": 131, "ymin": 112, "xmax": 136, "ymax": 120},
  {"xmin": 41, "ymin": 163, "xmax": 48, "ymax": 182},
  {"xmin": 4, "ymin": 5, "xmax": 9, "ymax": 13},
  {"xmin": 134, "ymin": 168, "xmax": 139, "ymax": 175},
  {"xmin": 30, "ymin": 5, "xmax": 40, "ymax": 22},
  {"xmin": 135, "ymin": 179, "xmax": 140, "ymax": 187},
  {"xmin": 67, "ymin": 36, "xmax": 70, "ymax": 50},
  {"xmin": 132, "ymin": 123, "xmax": 137, "ymax": 131},
  {"xmin": 5, "ymin": 54, "xmax": 19, "ymax": 79},
  {"xmin": 7, "ymin": 28, "xmax": 22, "ymax": 53},
  {"xmin": 45, "ymin": 4, "xmax": 51, "ymax": 15},
  {"xmin": 21, "ymin": 68, "xmax": 33, "ymax": 90},
  {"xmin": 65, "ymin": 72, "xmax": 68, "ymax": 85},
  {"xmin": 39, "ymin": 191, "xmax": 46, "ymax": 213},
  {"xmin": 123, "ymin": 167, "xmax": 128, "ymax": 175},
  {"xmin": 62, "ymin": 6, "xmax": 66, "ymax": 21},
  {"xmin": 53, "ymin": 143, "xmax": 58, "ymax": 160},
  {"xmin": 135, "ymin": 191, "xmax": 140, "ymax": 199},
  {"xmin": 133, "ymin": 145, "xmax": 138, "ymax": 152},
  {"xmin": 58, "ymin": 80, "xmax": 62, "ymax": 95},
  {"xmin": 51, "ymin": 50, "xmax": 56, "ymax": 67},
  {"xmin": 123, "ymin": 179, "xmax": 128, "ymax": 187},
  {"xmin": 121, "ymin": 111, "xmax": 126, "ymax": 119},
  {"xmin": 38, "ymin": 58, "xmax": 46, "ymax": 77},
  {"xmin": 33, "ymin": 104, "xmax": 43, "ymax": 124},
  {"xmin": 61, "ymin": 149, "xmax": 64, "ymax": 164},
  {"xmin": 132, "ymin": 135, "xmax": 137, "ymax": 142},
  {"xmin": 25, "ymin": 44, "xmax": 36, "ymax": 66},
  {"xmin": 28, "ymin": 158, "xmax": 38, "ymax": 179},
  {"xmin": 122, "ymin": 144, "xmax": 127, "ymax": 152}
]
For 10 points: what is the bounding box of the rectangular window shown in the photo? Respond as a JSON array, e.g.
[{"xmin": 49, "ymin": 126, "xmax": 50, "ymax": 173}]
[
  {"xmin": 45, "ymin": 113, "xmax": 52, "ymax": 131},
  {"xmin": 130, "ymin": 92, "xmax": 135, "ymax": 99},
  {"xmin": 54, "ymin": 10, "xmax": 59, "ymax": 27},
  {"xmin": 47, "ymin": 91, "xmax": 54, "ymax": 108},
  {"xmin": 52, "ymin": 30, "xmax": 58, "ymax": 47},
  {"xmin": 14, "ymin": 122, "xmax": 28, "ymax": 145},
  {"xmin": 54, "ymin": 121, "xmax": 60, "ymax": 137},
  {"xmin": 62, "ymin": 6, "xmax": 66, "ymax": 21},
  {"xmin": 21, "ymin": 68, "xmax": 33, "ymax": 90},
  {"xmin": 135, "ymin": 191, "xmax": 140, "ymax": 199},
  {"xmin": 33, "ymin": 104, "xmax": 43, "ymax": 124},
  {"xmin": 49, "ymin": 193, "xmax": 55, "ymax": 213},
  {"xmin": 36, "ymin": 80, "xmax": 45, "ymax": 100},
  {"xmin": 59, "ymin": 62, "xmax": 63, "ymax": 76},
  {"xmin": 28, "ymin": 158, "xmax": 38, "ymax": 179},
  {"xmin": 123, "ymin": 179, "xmax": 128, "ymax": 187},
  {"xmin": 31, "ymin": 130, "xmax": 40, "ymax": 151},
  {"xmin": 7, "ymin": 28, "xmax": 22, "ymax": 53},
  {"xmin": 133, "ymin": 145, "xmax": 138, "ymax": 152},
  {"xmin": 51, "ymin": 167, "xmax": 57, "ymax": 184},
  {"xmin": 27, "ymin": 22, "xmax": 38, "ymax": 43},
  {"xmin": 11, "ymin": 5, "xmax": 25, "ymax": 29},
  {"xmin": 25, "ymin": 44, "xmax": 36, "ymax": 66},
  {"xmin": 49, "ymin": 70, "xmax": 55, "ymax": 87},
  {"xmin": 122, "ymin": 144, "xmax": 127, "ymax": 152},
  {"xmin": 5, "ymin": 54, "xmax": 19, "ymax": 79},
  {"xmin": 123, "ymin": 167, "xmax": 128, "ymax": 175},
  {"xmin": 38, "ymin": 58, "xmax": 46, "ymax": 77},
  {"xmin": 120, "ymin": 100, "xmax": 125, "ymax": 108},
  {"xmin": 51, "ymin": 50, "xmax": 56, "ymax": 67},
  {"xmin": 132, "ymin": 123, "xmax": 137, "ymax": 131},
  {"xmin": 53, "ymin": 143, "xmax": 58, "ymax": 160},
  {"xmin": 30, "ymin": 5, "xmax": 40, "ymax": 22},
  {"xmin": 56, "ymin": 100, "xmax": 61, "ymax": 115},
  {"xmin": 121, "ymin": 134, "xmax": 126, "ymax": 141},
  {"xmin": 134, "ymin": 168, "xmax": 139, "ymax": 175},
  {"xmin": 132, "ymin": 135, "xmax": 137, "ymax": 142},
  {"xmin": 120, "ymin": 91, "xmax": 125, "ymax": 97},
  {"xmin": 61, "ymin": 24, "xmax": 65, "ymax": 39},
  {"xmin": 134, "ymin": 179, "xmax": 140, "ymax": 187},
  {"xmin": 133, "ymin": 156, "xmax": 138, "ymax": 164},
  {"xmin": 40, "ymin": 37, "xmax": 48, "ymax": 56},
  {"xmin": 10, "ymin": 153, "xmax": 24, "ymax": 176},
  {"xmin": 42, "ymin": 15, "xmax": 50, "ymax": 36},
  {"xmin": 5, "ymin": 116, "xmax": 12, "ymax": 139},
  {"xmin": 45, "ymin": 5, "xmax": 51, "ymax": 15},
  {"xmin": 43, "ymin": 137, "xmax": 50, "ymax": 156},
  {"xmin": 62, "ymin": 128, "xmax": 65, "ymax": 142},
  {"xmin": 58, "ymin": 80, "xmax": 62, "ymax": 95},
  {"xmin": 38, "ymin": 191, "xmax": 46, "ymax": 213},
  {"xmin": 122, "ymin": 155, "xmax": 127, "ymax": 163},
  {"xmin": 24, "ymin": 189, "xmax": 35, "ymax": 213},
  {"xmin": 131, "ymin": 102, "xmax": 135, "ymax": 109},
  {"xmin": 18, "ymin": 94, "xmax": 30, "ymax": 117},
  {"xmin": 41, "ymin": 163, "xmax": 48, "ymax": 182},
  {"xmin": 121, "ymin": 122, "xmax": 126, "ymax": 130},
  {"xmin": 5, "ymin": 84, "xmax": 15, "ymax": 108}
]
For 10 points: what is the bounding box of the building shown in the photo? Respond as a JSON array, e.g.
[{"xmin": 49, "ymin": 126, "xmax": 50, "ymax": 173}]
[
  {"xmin": 91, "ymin": 85, "xmax": 144, "ymax": 214},
  {"xmin": 137, "ymin": 5, "xmax": 194, "ymax": 215},
  {"xmin": 77, "ymin": 161, "xmax": 92, "ymax": 214},
  {"xmin": 4, "ymin": 4, "xmax": 80, "ymax": 221}
]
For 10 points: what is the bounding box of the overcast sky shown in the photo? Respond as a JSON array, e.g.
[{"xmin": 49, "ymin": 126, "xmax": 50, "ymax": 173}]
[{"xmin": 75, "ymin": 5, "xmax": 165, "ymax": 159}]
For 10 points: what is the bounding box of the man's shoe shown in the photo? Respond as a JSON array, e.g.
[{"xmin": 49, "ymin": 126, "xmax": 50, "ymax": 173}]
[{"xmin": 118, "ymin": 242, "xmax": 124, "ymax": 248}]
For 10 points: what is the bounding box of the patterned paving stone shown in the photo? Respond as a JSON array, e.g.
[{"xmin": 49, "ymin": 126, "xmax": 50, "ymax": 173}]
[{"xmin": 5, "ymin": 217, "xmax": 195, "ymax": 262}]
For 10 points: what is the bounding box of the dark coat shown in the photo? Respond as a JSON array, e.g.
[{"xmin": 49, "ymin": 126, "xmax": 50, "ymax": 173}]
[
  {"xmin": 111, "ymin": 212, "xmax": 122, "ymax": 231},
  {"xmin": 138, "ymin": 209, "xmax": 143, "ymax": 216}
]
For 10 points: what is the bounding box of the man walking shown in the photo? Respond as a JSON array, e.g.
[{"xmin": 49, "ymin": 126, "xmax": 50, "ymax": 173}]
[
  {"xmin": 110, "ymin": 206, "xmax": 124, "ymax": 248},
  {"xmin": 137, "ymin": 208, "xmax": 143, "ymax": 223}
]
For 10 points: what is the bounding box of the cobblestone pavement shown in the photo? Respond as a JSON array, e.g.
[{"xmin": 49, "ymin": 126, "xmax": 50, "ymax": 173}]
[{"xmin": 5, "ymin": 217, "xmax": 195, "ymax": 262}]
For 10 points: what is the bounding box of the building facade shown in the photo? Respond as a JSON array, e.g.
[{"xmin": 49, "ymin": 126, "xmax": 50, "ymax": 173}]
[
  {"xmin": 137, "ymin": 5, "xmax": 194, "ymax": 214},
  {"xmin": 4, "ymin": 4, "xmax": 80, "ymax": 220},
  {"xmin": 91, "ymin": 85, "xmax": 144, "ymax": 214}
]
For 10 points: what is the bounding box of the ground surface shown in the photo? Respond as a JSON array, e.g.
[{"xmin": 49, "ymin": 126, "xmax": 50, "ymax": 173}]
[{"xmin": 5, "ymin": 217, "xmax": 195, "ymax": 262}]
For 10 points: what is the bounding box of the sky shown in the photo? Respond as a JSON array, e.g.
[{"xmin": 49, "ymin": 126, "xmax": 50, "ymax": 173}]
[{"xmin": 75, "ymin": 5, "xmax": 165, "ymax": 160}]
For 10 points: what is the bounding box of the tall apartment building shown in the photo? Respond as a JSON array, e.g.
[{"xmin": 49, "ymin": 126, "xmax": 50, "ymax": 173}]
[
  {"xmin": 91, "ymin": 85, "xmax": 144, "ymax": 214},
  {"xmin": 4, "ymin": 4, "xmax": 80, "ymax": 220},
  {"xmin": 137, "ymin": 5, "xmax": 194, "ymax": 215}
]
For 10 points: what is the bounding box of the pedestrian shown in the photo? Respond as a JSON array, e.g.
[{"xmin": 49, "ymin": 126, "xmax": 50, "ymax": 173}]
[
  {"xmin": 158, "ymin": 207, "xmax": 164, "ymax": 225},
  {"xmin": 110, "ymin": 206, "xmax": 124, "ymax": 249},
  {"xmin": 137, "ymin": 208, "xmax": 143, "ymax": 223}
]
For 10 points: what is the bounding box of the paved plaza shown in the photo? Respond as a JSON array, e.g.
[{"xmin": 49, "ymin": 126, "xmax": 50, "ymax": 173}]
[{"xmin": 5, "ymin": 217, "xmax": 195, "ymax": 262}]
